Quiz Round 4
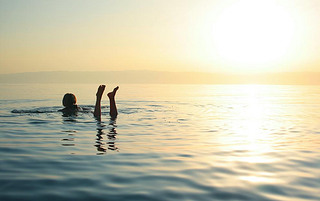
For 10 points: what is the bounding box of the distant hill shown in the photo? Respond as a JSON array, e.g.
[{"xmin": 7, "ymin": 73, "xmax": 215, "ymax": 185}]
[{"xmin": 0, "ymin": 71, "xmax": 319, "ymax": 85}]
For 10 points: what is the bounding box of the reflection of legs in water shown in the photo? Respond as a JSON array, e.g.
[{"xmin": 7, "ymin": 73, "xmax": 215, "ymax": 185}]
[
  {"xmin": 107, "ymin": 86, "xmax": 119, "ymax": 119},
  {"xmin": 95, "ymin": 120, "xmax": 118, "ymax": 153},
  {"xmin": 107, "ymin": 127, "xmax": 118, "ymax": 151},
  {"xmin": 95, "ymin": 122, "xmax": 107, "ymax": 153},
  {"xmin": 107, "ymin": 119, "xmax": 118, "ymax": 151}
]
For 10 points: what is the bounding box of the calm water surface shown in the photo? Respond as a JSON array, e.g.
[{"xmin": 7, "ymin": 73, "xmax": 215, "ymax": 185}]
[{"xmin": 0, "ymin": 84, "xmax": 319, "ymax": 201}]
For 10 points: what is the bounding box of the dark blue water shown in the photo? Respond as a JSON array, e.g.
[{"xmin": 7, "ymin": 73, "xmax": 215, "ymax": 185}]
[{"xmin": 0, "ymin": 84, "xmax": 320, "ymax": 201}]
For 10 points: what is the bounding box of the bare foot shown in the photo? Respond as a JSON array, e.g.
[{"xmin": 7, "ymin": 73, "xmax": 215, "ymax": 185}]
[
  {"xmin": 107, "ymin": 86, "xmax": 119, "ymax": 99},
  {"xmin": 96, "ymin": 85, "xmax": 106, "ymax": 99}
]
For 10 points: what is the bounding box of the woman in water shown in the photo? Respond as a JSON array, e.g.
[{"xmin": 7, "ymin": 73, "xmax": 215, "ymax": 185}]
[{"xmin": 60, "ymin": 85, "xmax": 119, "ymax": 120}]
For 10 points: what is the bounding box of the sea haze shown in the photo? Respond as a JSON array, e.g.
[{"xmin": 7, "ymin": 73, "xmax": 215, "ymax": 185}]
[
  {"xmin": 1, "ymin": 71, "xmax": 320, "ymax": 85},
  {"xmin": 0, "ymin": 83, "xmax": 320, "ymax": 201}
]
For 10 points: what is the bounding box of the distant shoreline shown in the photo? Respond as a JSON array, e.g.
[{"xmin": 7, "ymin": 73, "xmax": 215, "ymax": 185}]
[{"xmin": 1, "ymin": 70, "xmax": 320, "ymax": 85}]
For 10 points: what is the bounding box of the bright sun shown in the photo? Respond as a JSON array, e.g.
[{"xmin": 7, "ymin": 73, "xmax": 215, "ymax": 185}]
[{"xmin": 213, "ymin": 0, "xmax": 295, "ymax": 72}]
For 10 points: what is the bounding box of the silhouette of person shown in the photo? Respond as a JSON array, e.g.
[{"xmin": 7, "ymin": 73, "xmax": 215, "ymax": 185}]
[
  {"xmin": 60, "ymin": 85, "xmax": 119, "ymax": 120},
  {"xmin": 60, "ymin": 93, "xmax": 79, "ymax": 116}
]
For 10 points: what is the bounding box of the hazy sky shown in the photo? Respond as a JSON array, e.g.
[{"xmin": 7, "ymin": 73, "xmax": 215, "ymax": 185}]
[{"xmin": 1, "ymin": 0, "xmax": 320, "ymax": 74}]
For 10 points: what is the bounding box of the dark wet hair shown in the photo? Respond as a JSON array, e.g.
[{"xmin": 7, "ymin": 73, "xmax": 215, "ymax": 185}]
[{"xmin": 62, "ymin": 93, "xmax": 77, "ymax": 107}]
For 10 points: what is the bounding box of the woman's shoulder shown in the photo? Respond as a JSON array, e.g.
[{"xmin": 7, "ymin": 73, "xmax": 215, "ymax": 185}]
[{"xmin": 59, "ymin": 105, "xmax": 80, "ymax": 112}]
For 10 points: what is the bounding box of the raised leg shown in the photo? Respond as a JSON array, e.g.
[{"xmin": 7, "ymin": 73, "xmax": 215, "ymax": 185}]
[
  {"xmin": 107, "ymin": 86, "xmax": 119, "ymax": 119},
  {"xmin": 94, "ymin": 85, "xmax": 105, "ymax": 120}
]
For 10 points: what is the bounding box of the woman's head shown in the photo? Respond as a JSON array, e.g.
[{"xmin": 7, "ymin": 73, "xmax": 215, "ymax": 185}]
[{"xmin": 62, "ymin": 93, "xmax": 77, "ymax": 107}]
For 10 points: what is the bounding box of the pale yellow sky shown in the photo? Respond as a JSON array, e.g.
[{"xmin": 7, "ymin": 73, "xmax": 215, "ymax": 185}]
[{"xmin": 0, "ymin": 0, "xmax": 320, "ymax": 74}]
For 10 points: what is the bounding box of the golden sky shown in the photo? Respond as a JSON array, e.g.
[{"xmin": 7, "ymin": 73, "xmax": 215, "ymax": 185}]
[{"xmin": 0, "ymin": 0, "xmax": 320, "ymax": 74}]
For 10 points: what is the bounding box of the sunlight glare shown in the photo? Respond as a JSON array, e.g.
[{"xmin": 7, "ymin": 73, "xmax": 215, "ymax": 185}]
[{"xmin": 212, "ymin": 0, "xmax": 295, "ymax": 72}]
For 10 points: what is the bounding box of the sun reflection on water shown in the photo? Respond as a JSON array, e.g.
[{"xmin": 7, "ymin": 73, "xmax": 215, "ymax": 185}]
[
  {"xmin": 239, "ymin": 175, "xmax": 280, "ymax": 183},
  {"xmin": 213, "ymin": 85, "xmax": 283, "ymax": 163}
]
